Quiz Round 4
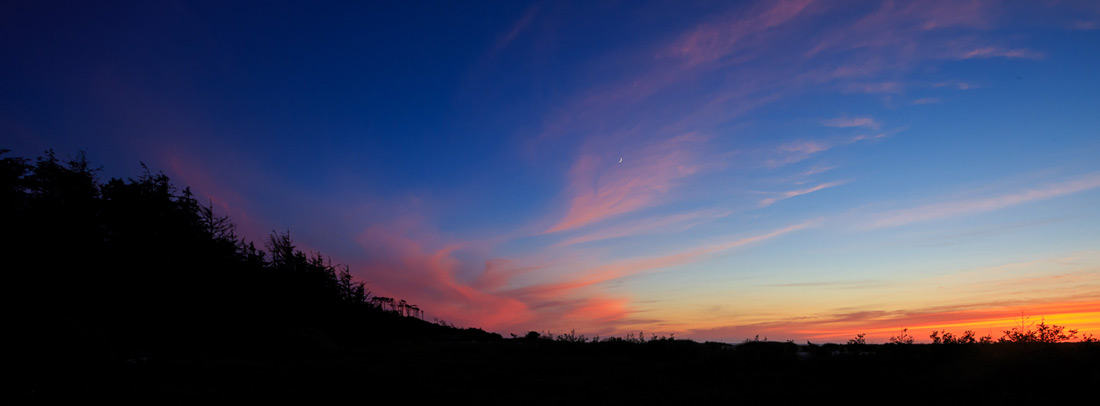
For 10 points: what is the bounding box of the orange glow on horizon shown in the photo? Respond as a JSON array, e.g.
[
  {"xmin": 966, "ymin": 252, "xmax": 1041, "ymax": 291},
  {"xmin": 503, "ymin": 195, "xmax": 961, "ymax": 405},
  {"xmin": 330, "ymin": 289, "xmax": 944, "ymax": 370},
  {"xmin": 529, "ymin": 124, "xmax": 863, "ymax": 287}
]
[{"xmin": 784, "ymin": 301, "xmax": 1100, "ymax": 343}]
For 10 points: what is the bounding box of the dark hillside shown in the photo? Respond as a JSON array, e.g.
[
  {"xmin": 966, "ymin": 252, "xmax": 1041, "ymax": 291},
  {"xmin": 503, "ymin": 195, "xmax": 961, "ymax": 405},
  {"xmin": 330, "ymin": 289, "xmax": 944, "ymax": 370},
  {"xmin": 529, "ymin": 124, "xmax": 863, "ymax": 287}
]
[{"xmin": 0, "ymin": 149, "xmax": 498, "ymax": 401}]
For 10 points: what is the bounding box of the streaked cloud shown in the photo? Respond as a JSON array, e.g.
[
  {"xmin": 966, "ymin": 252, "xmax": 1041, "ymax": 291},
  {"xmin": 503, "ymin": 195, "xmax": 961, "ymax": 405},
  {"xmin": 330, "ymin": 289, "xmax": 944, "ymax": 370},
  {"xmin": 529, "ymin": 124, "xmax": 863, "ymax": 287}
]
[
  {"xmin": 823, "ymin": 116, "xmax": 880, "ymax": 130},
  {"xmin": 867, "ymin": 173, "xmax": 1100, "ymax": 229},
  {"xmin": 1074, "ymin": 21, "xmax": 1099, "ymax": 30},
  {"xmin": 546, "ymin": 133, "xmax": 710, "ymax": 233},
  {"xmin": 803, "ymin": 165, "xmax": 838, "ymax": 176},
  {"xmin": 663, "ymin": 0, "xmax": 815, "ymax": 69},
  {"xmin": 759, "ymin": 181, "xmax": 846, "ymax": 207},
  {"xmin": 846, "ymin": 81, "xmax": 902, "ymax": 94},
  {"xmin": 494, "ymin": 4, "xmax": 541, "ymax": 51},
  {"xmin": 960, "ymin": 47, "xmax": 1045, "ymax": 60},
  {"xmin": 554, "ymin": 209, "xmax": 732, "ymax": 247},
  {"xmin": 935, "ymin": 81, "xmax": 978, "ymax": 90},
  {"xmin": 562, "ymin": 297, "xmax": 633, "ymax": 323},
  {"xmin": 513, "ymin": 221, "xmax": 814, "ymax": 299}
]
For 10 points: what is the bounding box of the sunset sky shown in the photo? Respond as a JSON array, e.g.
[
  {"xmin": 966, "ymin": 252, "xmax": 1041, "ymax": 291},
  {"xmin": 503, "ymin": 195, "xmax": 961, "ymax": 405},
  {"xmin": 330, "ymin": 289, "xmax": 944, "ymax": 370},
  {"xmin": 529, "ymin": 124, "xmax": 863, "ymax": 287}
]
[{"xmin": 4, "ymin": 0, "xmax": 1099, "ymax": 343}]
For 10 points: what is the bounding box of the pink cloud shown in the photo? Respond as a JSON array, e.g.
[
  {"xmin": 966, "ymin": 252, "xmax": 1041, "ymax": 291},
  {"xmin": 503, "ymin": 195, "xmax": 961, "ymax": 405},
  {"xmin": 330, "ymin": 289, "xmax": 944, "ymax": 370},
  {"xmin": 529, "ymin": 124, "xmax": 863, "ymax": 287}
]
[
  {"xmin": 354, "ymin": 221, "xmax": 535, "ymax": 330},
  {"xmin": 804, "ymin": 0, "xmax": 995, "ymax": 58},
  {"xmin": 868, "ymin": 173, "xmax": 1100, "ymax": 229},
  {"xmin": 545, "ymin": 133, "xmax": 709, "ymax": 233},
  {"xmin": 562, "ymin": 297, "xmax": 633, "ymax": 324},
  {"xmin": 664, "ymin": 0, "xmax": 815, "ymax": 69},
  {"xmin": 912, "ymin": 97, "xmax": 941, "ymax": 105}
]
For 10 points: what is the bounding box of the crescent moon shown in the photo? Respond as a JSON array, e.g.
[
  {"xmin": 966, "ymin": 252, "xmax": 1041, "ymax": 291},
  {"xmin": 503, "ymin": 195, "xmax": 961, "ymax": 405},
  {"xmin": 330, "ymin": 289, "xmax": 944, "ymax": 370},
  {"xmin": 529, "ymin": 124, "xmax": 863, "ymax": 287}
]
[{"xmin": 618, "ymin": 157, "xmax": 623, "ymax": 163}]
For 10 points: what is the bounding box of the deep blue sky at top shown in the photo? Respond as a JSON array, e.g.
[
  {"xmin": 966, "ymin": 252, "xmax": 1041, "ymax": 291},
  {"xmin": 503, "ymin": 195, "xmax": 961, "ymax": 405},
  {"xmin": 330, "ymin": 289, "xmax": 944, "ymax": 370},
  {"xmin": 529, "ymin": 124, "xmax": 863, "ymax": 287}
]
[{"xmin": 6, "ymin": 1, "xmax": 524, "ymax": 177}]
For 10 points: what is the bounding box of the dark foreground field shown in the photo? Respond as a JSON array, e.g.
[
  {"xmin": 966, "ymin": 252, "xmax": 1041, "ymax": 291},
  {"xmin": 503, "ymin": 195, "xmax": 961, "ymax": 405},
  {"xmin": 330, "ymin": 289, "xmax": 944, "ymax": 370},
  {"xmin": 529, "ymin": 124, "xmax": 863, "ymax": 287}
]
[{"xmin": 7, "ymin": 316, "xmax": 1100, "ymax": 405}]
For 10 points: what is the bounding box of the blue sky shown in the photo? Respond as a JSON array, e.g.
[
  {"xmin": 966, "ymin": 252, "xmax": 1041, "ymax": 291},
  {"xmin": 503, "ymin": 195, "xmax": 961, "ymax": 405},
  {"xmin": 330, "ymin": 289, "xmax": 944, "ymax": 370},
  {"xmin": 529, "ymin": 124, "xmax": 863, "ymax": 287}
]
[{"xmin": 4, "ymin": 0, "xmax": 1100, "ymax": 342}]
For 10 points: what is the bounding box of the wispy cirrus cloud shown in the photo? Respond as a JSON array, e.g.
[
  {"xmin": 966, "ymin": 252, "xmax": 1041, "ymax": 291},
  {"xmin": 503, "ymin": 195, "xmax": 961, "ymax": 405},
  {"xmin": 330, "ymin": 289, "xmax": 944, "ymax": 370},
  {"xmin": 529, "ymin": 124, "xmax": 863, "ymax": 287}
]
[
  {"xmin": 554, "ymin": 208, "xmax": 732, "ymax": 247},
  {"xmin": 517, "ymin": 221, "xmax": 815, "ymax": 301},
  {"xmin": 663, "ymin": 0, "xmax": 815, "ymax": 69},
  {"xmin": 767, "ymin": 140, "xmax": 833, "ymax": 168},
  {"xmin": 867, "ymin": 173, "xmax": 1100, "ymax": 229},
  {"xmin": 959, "ymin": 47, "xmax": 1045, "ymax": 60},
  {"xmin": 804, "ymin": 0, "xmax": 996, "ymax": 58},
  {"xmin": 1074, "ymin": 20, "xmax": 1099, "ymax": 30},
  {"xmin": 845, "ymin": 81, "xmax": 902, "ymax": 94},
  {"xmin": 494, "ymin": 4, "xmax": 541, "ymax": 51},
  {"xmin": 935, "ymin": 81, "xmax": 978, "ymax": 90},
  {"xmin": 767, "ymin": 129, "xmax": 889, "ymax": 168},
  {"xmin": 759, "ymin": 181, "xmax": 846, "ymax": 207},
  {"xmin": 823, "ymin": 116, "xmax": 880, "ymax": 130},
  {"xmin": 803, "ymin": 165, "xmax": 838, "ymax": 176},
  {"xmin": 545, "ymin": 133, "xmax": 710, "ymax": 233},
  {"xmin": 353, "ymin": 206, "xmax": 811, "ymax": 333}
]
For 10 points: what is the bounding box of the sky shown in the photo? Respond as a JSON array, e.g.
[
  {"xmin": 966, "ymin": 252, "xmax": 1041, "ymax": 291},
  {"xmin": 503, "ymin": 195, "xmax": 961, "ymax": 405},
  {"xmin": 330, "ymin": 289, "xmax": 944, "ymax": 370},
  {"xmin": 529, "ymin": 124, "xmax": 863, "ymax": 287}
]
[{"xmin": 3, "ymin": 0, "xmax": 1100, "ymax": 343}]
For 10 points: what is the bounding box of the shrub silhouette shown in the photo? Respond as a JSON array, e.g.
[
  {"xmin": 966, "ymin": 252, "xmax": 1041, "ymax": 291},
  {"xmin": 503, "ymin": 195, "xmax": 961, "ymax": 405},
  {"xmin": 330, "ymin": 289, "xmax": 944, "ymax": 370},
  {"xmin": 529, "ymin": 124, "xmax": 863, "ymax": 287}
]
[
  {"xmin": 888, "ymin": 328, "xmax": 915, "ymax": 344},
  {"xmin": 999, "ymin": 317, "xmax": 1078, "ymax": 343},
  {"xmin": 847, "ymin": 333, "xmax": 866, "ymax": 345},
  {"xmin": 930, "ymin": 330, "xmax": 992, "ymax": 344},
  {"xmin": 556, "ymin": 329, "xmax": 588, "ymax": 343}
]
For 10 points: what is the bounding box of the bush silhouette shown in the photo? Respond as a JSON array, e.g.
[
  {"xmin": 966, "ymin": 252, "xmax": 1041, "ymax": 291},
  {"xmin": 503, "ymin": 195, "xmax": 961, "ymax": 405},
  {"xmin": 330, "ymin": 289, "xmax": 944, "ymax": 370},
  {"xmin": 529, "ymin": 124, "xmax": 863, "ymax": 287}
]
[
  {"xmin": 930, "ymin": 330, "xmax": 992, "ymax": 344},
  {"xmin": 888, "ymin": 328, "xmax": 915, "ymax": 344},
  {"xmin": 999, "ymin": 317, "xmax": 1078, "ymax": 343},
  {"xmin": 847, "ymin": 333, "xmax": 866, "ymax": 345}
]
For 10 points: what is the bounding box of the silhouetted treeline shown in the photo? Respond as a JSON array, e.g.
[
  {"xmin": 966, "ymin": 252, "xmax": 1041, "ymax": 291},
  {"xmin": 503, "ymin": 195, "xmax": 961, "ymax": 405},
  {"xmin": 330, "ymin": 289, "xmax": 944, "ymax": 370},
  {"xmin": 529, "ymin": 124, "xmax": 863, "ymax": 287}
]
[{"xmin": 0, "ymin": 149, "xmax": 462, "ymax": 366}]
